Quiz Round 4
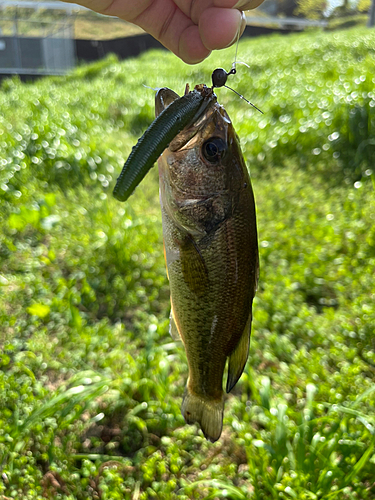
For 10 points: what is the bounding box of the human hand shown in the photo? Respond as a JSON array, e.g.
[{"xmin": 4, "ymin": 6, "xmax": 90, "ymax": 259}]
[{"xmin": 63, "ymin": 0, "xmax": 265, "ymax": 63}]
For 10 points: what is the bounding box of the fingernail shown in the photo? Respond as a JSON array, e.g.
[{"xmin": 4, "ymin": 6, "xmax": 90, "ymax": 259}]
[
  {"xmin": 233, "ymin": 0, "xmax": 249, "ymax": 8},
  {"xmin": 225, "ymin": 11, "xmax": 246, "ymax": 48},
  {"xmin": 234, "ymin": 0, "xmax": 265, "ymax": 9},
  {"xmin": 239, "ymin": 11, "xmax": 246, "ymax": 36}
]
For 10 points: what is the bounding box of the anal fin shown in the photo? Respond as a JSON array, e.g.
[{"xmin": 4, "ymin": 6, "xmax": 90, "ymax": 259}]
[{"xmin": 226, "ymin": 314, "xmax": 252, "ymax": 393}]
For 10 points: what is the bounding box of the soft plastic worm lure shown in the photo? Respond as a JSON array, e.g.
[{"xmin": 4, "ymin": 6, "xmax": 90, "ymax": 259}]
[{"xmin": 113, "ymin": 86, "xmax": 216, "ymax": 202}]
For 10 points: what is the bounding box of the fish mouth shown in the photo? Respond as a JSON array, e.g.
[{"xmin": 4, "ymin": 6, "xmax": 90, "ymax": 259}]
[
  {"xmin": 155, "ymin": 86, "xmax": 231, "ymax": 153},
  {"xmin": 155, "ymin": 84, "xmax": 214, "ymax": 117},
  {"xmin": 170, "ymin": 104, "xmax": 231, "ymax": 154}
]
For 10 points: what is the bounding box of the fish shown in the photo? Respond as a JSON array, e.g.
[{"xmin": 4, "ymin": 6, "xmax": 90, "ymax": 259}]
[{"xmin": 156, "ymin": 84, "xmax": 259, "ymax": 442}]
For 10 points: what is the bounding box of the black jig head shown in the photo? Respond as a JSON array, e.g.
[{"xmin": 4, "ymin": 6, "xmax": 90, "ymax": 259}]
[{"xmin": 211, "ymin": 67, "xmax": 237, "ymax": 88}]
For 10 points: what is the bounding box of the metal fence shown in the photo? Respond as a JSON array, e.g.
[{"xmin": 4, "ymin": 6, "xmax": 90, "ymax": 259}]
[
  {"xmin": 0, "ymin": 21, "xmax": 75, "ymax": 74},
  {"xmin": 0, "ymin": 1, "xmax": 77, "ymax": 75}
]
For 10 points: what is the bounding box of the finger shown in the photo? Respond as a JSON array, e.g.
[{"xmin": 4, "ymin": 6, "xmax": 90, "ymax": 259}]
[
  {"xmin": 62, "ymin": 0, "xmax": 154, "ymax": 18},
  {"xmin": 133, "ymin": 0, "xmax": 211, "ymax": 63},
  {"xmin": 62, "ymin": 0, "xmax": 113, "ymax": 13},
  {"xmin": 199, "ymin": 7, "xmax": 242, "ymax": 51},
  {"xmin": 187, "ymin": 0, "xmax": 263, "ymax": 32},
  {"xmin": 233, "ymin": 0, "xmax": 265, "ymax": 9},
  {"xmin": 179, "ymin": 26, "xmax": 212, "ymax": 64},
  {"xmin": 213, "ymin": 0, "xmax": 266, "ymax": 9}
]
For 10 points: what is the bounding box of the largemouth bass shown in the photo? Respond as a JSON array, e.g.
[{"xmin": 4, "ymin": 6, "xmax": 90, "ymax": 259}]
[{"xmin": 157, "ymin": 85, "xmax": 259, "ymax": 442}]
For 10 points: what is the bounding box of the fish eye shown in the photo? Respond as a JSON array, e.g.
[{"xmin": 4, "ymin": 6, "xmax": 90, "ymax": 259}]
[{"xmin": 202, "ymin": 137, "xmax": 227, "ymax": 163}]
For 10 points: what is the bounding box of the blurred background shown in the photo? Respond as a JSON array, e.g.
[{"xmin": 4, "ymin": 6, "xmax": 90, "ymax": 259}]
[
  {"xmin": 0, "ymin": 1, "xmax": 375, "ymax": 499},
  {"xmin": 0, "ymin": 0, "xmax": 374, "ymax": 77}
]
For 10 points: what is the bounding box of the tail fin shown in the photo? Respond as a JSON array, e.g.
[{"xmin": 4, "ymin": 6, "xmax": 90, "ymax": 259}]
[{"xmin": 181, "ymin": 389, "xmax": 224, "ymax": 442}]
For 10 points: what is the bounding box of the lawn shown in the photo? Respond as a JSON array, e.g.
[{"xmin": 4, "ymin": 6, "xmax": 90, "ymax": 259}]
[{"xmin": 0, "ymin": 26, "xmax": 375, "ymax": 499}]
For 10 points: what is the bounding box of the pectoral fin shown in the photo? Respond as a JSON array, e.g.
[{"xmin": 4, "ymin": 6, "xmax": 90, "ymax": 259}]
[
  {"xmin": 180, "ymin": 233, "xmax": 209, "ymax": 296},
  {"xmin": 226, "ymin": 314, "xmax": 252, "ymax": 393}
]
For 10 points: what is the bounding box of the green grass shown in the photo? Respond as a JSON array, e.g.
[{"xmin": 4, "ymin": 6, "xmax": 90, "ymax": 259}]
[
  {"xmin": 327, "ymin": 13, "xmax": 370, "ymax": 30},
  {"xmin": 1, "ymin": 26, "xmax": 375, "ymax": 499}
]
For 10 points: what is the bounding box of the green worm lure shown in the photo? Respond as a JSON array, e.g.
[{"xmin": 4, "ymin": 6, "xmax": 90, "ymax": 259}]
[
  {"xmin": 113, "ymin": 85, "xmax": 216, "ymax": 203},
  {"xmin": 113, "ymin": 66, "xmax": 262, "ymax": 203}
]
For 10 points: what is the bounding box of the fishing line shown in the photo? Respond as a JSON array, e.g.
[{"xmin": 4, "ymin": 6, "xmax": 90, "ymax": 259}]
[
  {"xmin": 224, "ymin": 84, "xmax": 263, "ymax": 114},
  {"xmin": 211, "ymin": 15, "xmax": 263, "ymax": 114},
  {"xmin": 142, "ymin": 84, "xmax": 160, "ymax": 91},
  {"xmin": 231, "ymin": 19, "xmax": 241, "ymax": 73},
  {"xmin": 231, "ymin": 15, "xmax": 253, "ymax": 73}
]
